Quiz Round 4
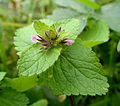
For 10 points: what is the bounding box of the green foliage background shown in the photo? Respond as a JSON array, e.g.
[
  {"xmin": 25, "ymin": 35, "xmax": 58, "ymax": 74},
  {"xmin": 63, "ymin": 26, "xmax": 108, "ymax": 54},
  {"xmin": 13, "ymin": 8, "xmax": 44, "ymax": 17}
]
[{"xmin": 0, "ymin": 0, "xmax": 120, "ymax": 106}]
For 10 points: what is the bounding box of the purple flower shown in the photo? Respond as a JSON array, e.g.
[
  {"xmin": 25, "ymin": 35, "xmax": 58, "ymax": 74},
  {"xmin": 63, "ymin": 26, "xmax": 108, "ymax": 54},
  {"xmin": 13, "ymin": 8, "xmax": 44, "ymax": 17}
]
[
  {"xmin": 57, "ymin": 27, "xmax": 62, "ymax": 32},
  {"xmin": 65, "ymin": 40, "xmax": 73, "ymax": 45},
  {"xmin": 31, "ymin": 27, "xmax": 73, "ymax": 50},
  {"xmin": 31, "ymin": 35, "xmax": 40, "ymax": 43},
  {"xmin": 31, "ymin": 35, "xmax": 50, "ymax": 50},
  {"xmin": 31, "ymin": 35, "xmax": 46, "ymax": 43},
  {"xmin": 61, "ymin": 40, "xmax": 73, "ymax": 46}
]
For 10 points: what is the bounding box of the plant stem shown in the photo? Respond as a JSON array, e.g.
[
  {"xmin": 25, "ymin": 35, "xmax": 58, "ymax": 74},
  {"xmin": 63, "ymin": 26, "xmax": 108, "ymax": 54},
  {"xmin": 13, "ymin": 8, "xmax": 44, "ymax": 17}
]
[
  {"xmin": 69, "ymin": 96, "xmax": 75, "ymax": 106},
  {"xmin": 2, "ymin": 22, "xmax": 25, "ymax": 27}
]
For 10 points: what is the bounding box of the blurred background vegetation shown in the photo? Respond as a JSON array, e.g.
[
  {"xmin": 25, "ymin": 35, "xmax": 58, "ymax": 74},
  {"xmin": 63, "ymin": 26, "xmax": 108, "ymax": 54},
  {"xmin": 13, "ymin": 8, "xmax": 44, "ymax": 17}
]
[
  {"xmin": 0, "ymin": 0, "xmax": 120, "ymax": 106},
  {"xmin": 0, "ymin": 0, "xmax": 56, "ymax": 77}
]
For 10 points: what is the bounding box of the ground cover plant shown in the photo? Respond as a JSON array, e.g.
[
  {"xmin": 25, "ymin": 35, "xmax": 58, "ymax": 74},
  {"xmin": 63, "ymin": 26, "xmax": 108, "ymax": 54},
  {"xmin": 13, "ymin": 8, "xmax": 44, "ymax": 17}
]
[{"xmin": 0, "ymin": 0, "xmax": 120, "ymax": 106}]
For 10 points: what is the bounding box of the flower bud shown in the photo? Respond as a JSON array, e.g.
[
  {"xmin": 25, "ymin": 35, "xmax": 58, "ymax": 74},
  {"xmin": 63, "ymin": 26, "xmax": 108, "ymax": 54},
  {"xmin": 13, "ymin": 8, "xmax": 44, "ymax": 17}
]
[
  {"xmin": 31, "ymin": 35, "xmax": 40, "ymax": 43},
  {"xmin": 61, "ymin": 39, "xmax": 73, "ymax": 46}
]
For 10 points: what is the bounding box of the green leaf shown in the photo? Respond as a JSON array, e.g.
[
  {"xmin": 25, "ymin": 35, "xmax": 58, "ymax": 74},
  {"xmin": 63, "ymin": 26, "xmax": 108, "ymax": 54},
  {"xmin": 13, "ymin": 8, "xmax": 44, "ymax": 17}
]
[
  {"xmin": 34, "ymin": 21, "xmax": 50, "ymax": 38},
  {"xmin": 4, "ymin": 75, "xmax": 38, "ymax": 92},
  {"xmin": 80, "ymin": 21, "xmax": 109, "ymax": 47},
  {"xmin": 0, "ymin": 89, "xmax": 29, "ymax": 106},
  {"xmin": 18, "ymin": 45, "xmax": 62, "ymax": 76},
  {"xmin": 94, "ymin": 2, "xmax": 120, "ymax": 32},
  {"xmin": 54, "ymin": 19, "xmax": 80, "ymax": 41},
  {"xmin": 14, "ymin": 24, "xmax": 37, "ymax": 56},
  {"xmin": 40, "ymin": 38, "xmax": 109, "ymax": 96},
  {"xmin": 0, "ymin": 72, "xmax": 6, "ymax": 81},
  {"xmin": 54, "ymin": 0, "xmax": 93, "ymax": 13},
  {"xmin": 76, "ymin": 0, "xmax": 100, "ymax": 9},
  {"xmin": 30, "ymin": 99, "xmax": 48, "ymax": 106},
  {"xmin": 117, "ymin": 41, "xmax": 120, "ymax": 52}
]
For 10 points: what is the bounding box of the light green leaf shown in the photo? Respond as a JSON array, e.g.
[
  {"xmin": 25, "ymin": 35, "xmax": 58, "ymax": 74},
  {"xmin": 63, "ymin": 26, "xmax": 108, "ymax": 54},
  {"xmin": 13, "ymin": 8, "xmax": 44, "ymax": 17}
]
[
  {"xmin": 40, "ymin": 38, "xmax": 109, "ymax": 96},
  {"xmin": 54, "ymin": 19, "xmax": 80, "ymax": 40},
  {"xmin": 0, "ymin": 72, "xmax": 6, "ymax": 81},
  {"xmin": 94, "ymin": 2, "xmax": 120, "ymax": 32},
  {"xmin": 18, "ymin": 45, "xmax": 62, "ymax": 76},
  {"xmin": 30, "ymin": 99, "xmax": 48, "ymax": 106},
  {"xmin": 4, "ymin": 75, "xmax": 38, "ymax": 92},
  {"xmin": 117, "ymin": 41, "xmax": 120, "ymax": 52},
  {"xmin": 76, "ymin": 0, "xmax": 100, "ymax": 9},
  {"xmin": 0, "ymin": 89, "xmax": 29, "ymax": 106},
  {"xmin": 14, "ymin": 24, "xmax": 37, "ymax": 56},
  {"xmin": 54, "ymin": 0, "xmax": 93, "ymax": 13},
  {"xmin": 80, "ymin": 21, "xmax": 109, "ymax": 47},
  {"xmin": 34, "ymin": 21, "xmax": 50, "ymax": 38}
]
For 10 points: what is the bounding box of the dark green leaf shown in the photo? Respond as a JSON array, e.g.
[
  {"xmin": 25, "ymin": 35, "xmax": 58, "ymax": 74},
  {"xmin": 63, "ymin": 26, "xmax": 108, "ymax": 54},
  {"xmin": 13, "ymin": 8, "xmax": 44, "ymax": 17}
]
[
  {"xmin": 30, "ymin": 99, "xmax": 48, "ymax": 106},
  {"xmin": 40, "ymin": 38, "xmax": 109, "ymax": 95},
  {"xmin": 0, "ymin": 89, "xmax": 29, "ymax": 106},
  {"xmin": 4, "ymin": 75, "xmax": 38, "ymax": 92}
]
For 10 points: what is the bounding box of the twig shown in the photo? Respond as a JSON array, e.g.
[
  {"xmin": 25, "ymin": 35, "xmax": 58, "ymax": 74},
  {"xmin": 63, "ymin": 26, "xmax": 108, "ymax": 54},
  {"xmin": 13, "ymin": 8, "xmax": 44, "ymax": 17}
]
[{"xmin": 69, "ymin": 96, "xmax": 76, "ymax": 106}]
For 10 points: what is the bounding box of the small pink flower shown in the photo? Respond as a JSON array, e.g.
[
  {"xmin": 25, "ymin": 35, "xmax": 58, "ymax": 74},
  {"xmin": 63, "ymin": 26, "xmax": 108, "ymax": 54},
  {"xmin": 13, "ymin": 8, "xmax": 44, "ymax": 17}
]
[
  {"xmin": 31, "ymin": 35, "xmax": 40, "ymax": 43},
  {"xmin": 64, "ymin": 40, "xmax": 73, "ymax": 45}
]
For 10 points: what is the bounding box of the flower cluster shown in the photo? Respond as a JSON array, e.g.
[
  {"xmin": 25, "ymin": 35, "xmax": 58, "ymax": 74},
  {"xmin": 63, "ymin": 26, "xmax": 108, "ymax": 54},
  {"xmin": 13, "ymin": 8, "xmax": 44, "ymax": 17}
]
[{"xmin": 31, "ymin": 27, "xmax": 73, "ymax": 49}]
